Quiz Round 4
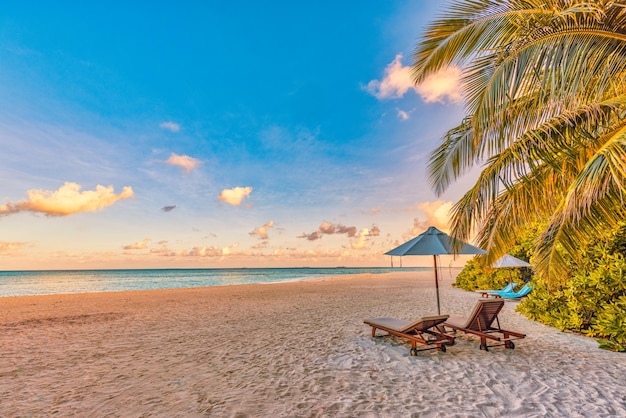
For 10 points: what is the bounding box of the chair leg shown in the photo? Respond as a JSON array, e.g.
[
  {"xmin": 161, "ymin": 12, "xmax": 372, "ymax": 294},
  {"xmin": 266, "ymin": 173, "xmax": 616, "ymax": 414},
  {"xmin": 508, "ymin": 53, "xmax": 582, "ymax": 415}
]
[{"xmin": 479, "ymin": 336, "xmax": 489, "ymax": 351}]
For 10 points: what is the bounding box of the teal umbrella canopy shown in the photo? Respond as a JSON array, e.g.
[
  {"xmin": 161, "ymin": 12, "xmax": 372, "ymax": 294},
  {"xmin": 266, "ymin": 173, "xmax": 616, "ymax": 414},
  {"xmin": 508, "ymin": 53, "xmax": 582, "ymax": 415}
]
[
  {"xmin": 385, "ymin": 226, "xmax": 487, "ymax": 314},
  {"xmin": 385, "ymin": 226, "xmax": 487, "ymax": 256}
]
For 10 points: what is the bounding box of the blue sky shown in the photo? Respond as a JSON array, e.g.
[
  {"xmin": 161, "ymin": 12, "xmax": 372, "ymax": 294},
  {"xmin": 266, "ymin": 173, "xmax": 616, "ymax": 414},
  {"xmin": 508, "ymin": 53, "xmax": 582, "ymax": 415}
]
[{"xmin": 0, "ymin": 1, "xmax": 472, "ymax": 269}]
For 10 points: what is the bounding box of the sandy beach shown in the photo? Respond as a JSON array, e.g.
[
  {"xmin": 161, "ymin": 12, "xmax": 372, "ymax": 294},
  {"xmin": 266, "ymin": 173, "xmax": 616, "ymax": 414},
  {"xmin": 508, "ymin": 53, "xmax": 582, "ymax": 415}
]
[{"xmin": 1, "ymin": 271, "xmax": 626, "ymax": 417}]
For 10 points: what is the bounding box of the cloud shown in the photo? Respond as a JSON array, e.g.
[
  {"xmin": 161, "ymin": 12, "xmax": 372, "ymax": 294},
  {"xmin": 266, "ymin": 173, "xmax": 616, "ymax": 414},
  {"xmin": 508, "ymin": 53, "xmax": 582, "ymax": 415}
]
[
  {"xmin": 123, "ymin": 238, "xmax": 151, "ymax": 250},
  {"xmin": 299, "ymin": 231, "xmax": 323, "ymax": 241},
  {"xmin": 152, "ymin": 243, "xmax": 240, "ymax": 258},
  {"xmin": 0, "ymin": 182, "xmax": 134, "ymax": 217},
  {"xmin": 410, "ymin": 200, "xmax": 453, "ymax": 235},
  {"xmin": 365, "ymin": 54, "xmax": 414, "ymax": 99},
  {"xmin": 0, "ymin": 241, "xmax": 28, "ymax": 253},
  {"xmin": 319, "ymin": 221, "xmax": 357, "ymax": 237},
  {"xmin": 415, "ymin": 66, "xmax": 463, "ymax": 103},
  {"xmin": 163, "ymin": 153, "xmax": 201, "ymax": 174},
  {"xmin": 159, "ymin": 121, "xmax": 181, "ymax": 132},
  {"xmin": 351, "ymin": 229, "xmax": 370, "ymax": 250},
  {"xmin": 350, "ymin": 225, "xmax": 381, "ymax": 250},
  {"xmin": 250, "ymin": 221, "xmax": 274, "ymax": 240},
  {"xmin": 299, "ymin": 221, "xmax": 364, "ymax": 241},
  {"xmin": 218, "ymin": 186, "xmax": 253, "ymax": 206},
  {"xmin": 162, "ymin": 205, "xmax": 176, "ymax": 212},
  {"xmin": 365, "ymin": 54, "xmax": 462, "ymax": 103},
  {"xmin": 397, "ymin": 109, "xmax": 410, "ymax": 121}
]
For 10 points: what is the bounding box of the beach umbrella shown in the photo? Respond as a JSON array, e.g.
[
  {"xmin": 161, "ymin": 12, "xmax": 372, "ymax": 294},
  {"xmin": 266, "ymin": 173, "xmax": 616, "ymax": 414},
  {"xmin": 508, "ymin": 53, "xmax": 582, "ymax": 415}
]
[
  {"xmin": 493, "ymin": 254, "xmax": 531, "ymax": 284},
  {"xmin": 492, "ymin": 254, "xmax": 531, "ymax": 268},
  {"xmin": 385, "ymin": 226, "xmax": 487, "ymax": 314}
]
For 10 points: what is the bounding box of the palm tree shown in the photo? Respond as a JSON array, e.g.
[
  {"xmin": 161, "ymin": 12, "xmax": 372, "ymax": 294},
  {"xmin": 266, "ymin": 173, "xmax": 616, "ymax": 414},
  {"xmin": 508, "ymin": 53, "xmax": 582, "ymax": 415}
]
[{"xmin": 412, "ymin": 0, "xmax": 626, "ymax": 285}]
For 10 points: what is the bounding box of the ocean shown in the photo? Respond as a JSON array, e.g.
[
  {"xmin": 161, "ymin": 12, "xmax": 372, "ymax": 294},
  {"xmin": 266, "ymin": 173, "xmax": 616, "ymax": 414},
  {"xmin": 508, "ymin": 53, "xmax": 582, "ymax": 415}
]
[{"xmin": 0, "ymin": 267, "xmax": 429, "ymax": 297}]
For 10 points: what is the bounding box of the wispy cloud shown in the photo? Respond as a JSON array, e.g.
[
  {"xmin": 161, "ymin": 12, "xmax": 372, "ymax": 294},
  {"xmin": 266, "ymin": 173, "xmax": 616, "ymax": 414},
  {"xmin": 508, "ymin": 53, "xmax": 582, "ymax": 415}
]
[
  {"xmin": 163, "ymin": 153, "xmax": 201, "ymax": 174},
  {"xmin": 0, "ymin": 241, "xmax": 28, "ymax": 253},
  {"xmin": 365, "ymin": 54, "xmax": 462, "ymax": 103},
  {"xmin": 151, "ymin": 243, "xmax": 240, "ymax": 257},
  {"xmin": 397, "ymin": 109, "xmax": 410, "ymax": 121},
  {"xmin": 250, "ymin": 221, "xmax": 274, "ymax": 240},
  {"xmin": 218, "ymin": 186, "xmax": 253, "ymax": 206},
  {"xmin": 123, "ymin": 238, "xmax": 151, "ymax": 250},
  {"xmin": 159, "ymin": 121, "xmax": 181, "ymax": 132},
  {"xmin": 0, "ymin": 182, "xmax": 134, "ymax": 217}
]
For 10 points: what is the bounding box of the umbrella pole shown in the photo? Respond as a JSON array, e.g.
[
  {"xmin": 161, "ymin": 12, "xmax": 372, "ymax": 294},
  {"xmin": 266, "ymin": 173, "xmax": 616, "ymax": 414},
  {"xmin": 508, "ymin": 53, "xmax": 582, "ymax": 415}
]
[{"xmin": 434, "ymin": 254, "xmax": 441, "ymax": 315}]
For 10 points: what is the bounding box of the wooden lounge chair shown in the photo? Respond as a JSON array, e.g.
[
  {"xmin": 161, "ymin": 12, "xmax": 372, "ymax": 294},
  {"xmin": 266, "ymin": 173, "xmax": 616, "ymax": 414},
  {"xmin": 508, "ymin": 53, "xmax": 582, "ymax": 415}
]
[
  {"xmin": 443, "ymin": 299, "xmax": 525, "ymax": 351},
  {"xmin": 364, "ymin": 314, "xmax": 454, "ymax": 356}
]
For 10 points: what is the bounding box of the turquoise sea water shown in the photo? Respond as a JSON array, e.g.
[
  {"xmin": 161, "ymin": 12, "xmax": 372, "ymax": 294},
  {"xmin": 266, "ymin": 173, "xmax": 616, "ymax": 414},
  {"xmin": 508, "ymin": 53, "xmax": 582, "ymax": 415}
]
[{"xmin": 0, "ymin": 267, "xmax": 428, "ymax": 297}]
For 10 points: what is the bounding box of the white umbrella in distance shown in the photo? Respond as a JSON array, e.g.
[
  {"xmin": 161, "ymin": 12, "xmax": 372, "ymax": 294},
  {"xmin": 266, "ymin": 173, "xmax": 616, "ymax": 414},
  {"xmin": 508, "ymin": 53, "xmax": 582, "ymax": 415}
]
[
  {"xmin": 493, "ymin": 254, "xmax": 531, "ymax": 268},
  {"xmin": 493, "ymin": 254, "xmax": 531, "ymax": 285}
]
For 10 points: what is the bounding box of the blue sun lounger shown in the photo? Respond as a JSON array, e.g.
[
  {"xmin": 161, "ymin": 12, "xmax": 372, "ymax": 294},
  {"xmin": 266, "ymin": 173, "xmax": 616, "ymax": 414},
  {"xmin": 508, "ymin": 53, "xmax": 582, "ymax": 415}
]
[
  {"xmin": 484, "ymin": 283, "xmax": 533, "ymax": 299},
  {"xmin": 476, "ymin": 282, "xmax": 517, "ymax": 297}
]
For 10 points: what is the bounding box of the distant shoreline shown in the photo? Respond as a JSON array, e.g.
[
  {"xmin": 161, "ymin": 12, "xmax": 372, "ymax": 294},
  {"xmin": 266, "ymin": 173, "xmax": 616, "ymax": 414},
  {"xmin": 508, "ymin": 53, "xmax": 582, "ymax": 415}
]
[{"xmin": 0, "ymin": 266, "xmax": 445, "ymax": 298}]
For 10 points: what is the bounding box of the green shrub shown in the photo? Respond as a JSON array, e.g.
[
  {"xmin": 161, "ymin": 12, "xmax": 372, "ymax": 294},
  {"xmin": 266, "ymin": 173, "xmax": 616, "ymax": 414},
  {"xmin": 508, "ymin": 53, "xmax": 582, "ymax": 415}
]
[
  {"xmin": 518, "ymin": 223, "xmax": 626, "ymax": 351},
  {"xmin": 454, "ymin": 223, "xmax": 539, "ymax": 291},
  {"xmin": 456, "ymin": 221, "xmax": 626, "ymax": 351},
  {"xmin": 592, "ymin": 296, "xmax": 626, "ymax": 352},
  {"xmin": 454, "ymin": 258, "xmax": 524, "ymax": 291}
]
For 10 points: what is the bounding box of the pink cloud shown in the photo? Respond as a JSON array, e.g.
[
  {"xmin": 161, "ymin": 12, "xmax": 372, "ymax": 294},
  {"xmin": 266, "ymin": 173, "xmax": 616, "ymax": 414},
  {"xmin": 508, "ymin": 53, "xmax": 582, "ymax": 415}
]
[
  {"xmin": 250, "ymin": 221, "xmax": 274, "ymax": 240},
  {"xmin": 319, "ymin": 221, "xmax": 357, "ymax": 237},
  {"xmin": 0, "ymin": 182, "xmax": 134, "ymax": 217},
  {"xmin": 299, "ymin": 231, "xmax": 324, "ymax": 241},
  {"xmin": 415, "ymin": 66, "xmax": 463, "ymax": 103},
  {"xmin": 410, "ymin": 200, "xmax": 453, "ymax": 235},
  {"xmin": 163, "ymin": 153, "xmax": 201, "ymax": 174},
  {"xmin": 0, "ymin": 241, "xmax": 28, "ymax": 252},
  {"xmin": 350, "ymin": 225, "xmax": 381, "ymax": 250},
  {"xmin": 218, "ymin": 186, "xmax": 253, "ymax": 206},
  {"xmin": 365, "ymin": 54, "xmax": 462, "ymax": 103},
  {"xmin": 123, "ymin": 238, "xmax": 151, "ymax": 250},
  {"xmin": 152, "ymin": 243, "xmax": 240, "ymax": 258},
  {"xmin": 299, "ymin": 221, "xmax": 374, "ymax": 242}
]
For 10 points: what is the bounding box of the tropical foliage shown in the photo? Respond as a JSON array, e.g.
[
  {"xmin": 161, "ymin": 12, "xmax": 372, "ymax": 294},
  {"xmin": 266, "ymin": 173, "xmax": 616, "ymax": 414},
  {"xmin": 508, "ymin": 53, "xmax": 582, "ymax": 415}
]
[
  {"xmin": 455, "ymin": 221, "xmax": 626, "ymax": 350},
  {"xmin": 518, "ymin": 222, "xmax": 626, "ymax": 351},
  {"xmin": 454, "ymin": 222, "xmax": 539, "ymax": 290},
  {"xmin": 454, "ymin": 258, "xmax": 523, "ymax": 291},
  {"xmin": 412, "ymin": 0, "xmax": 626, "ymax": 285}
]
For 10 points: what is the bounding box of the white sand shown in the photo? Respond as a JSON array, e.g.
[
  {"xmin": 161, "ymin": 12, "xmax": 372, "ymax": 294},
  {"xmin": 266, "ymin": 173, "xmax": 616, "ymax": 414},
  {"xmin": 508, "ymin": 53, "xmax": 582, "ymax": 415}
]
[{"xmin": 1, "ymin": 271, "xmax": 625, "ymax": 417}]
